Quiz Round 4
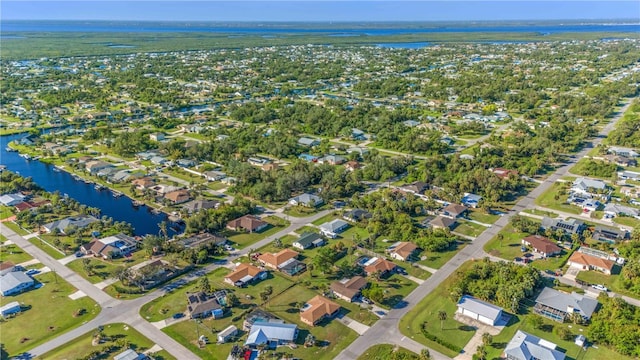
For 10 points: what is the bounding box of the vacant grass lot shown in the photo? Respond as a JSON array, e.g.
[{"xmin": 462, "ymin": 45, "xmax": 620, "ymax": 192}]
[
  {"xmin": 466, "ymin": 209, "xmax": 500, "ymax": 224},
  {"xmin": 535, "ymin": 182, "xmax": 582, "ymax": 215},
  {"xmin": 399, "ymin": 262, "xmax": 477, "ymax": 358},
  {"xmin": 66, "ymin": 257, "xmax": 122, "ymax": 284},
  {"xmin": 4, "ymin": 221, "xmax": 30, "ymax": 235},
  {"xmin": 522, "ymin": 209, "xmax": 559, "ymax": 218},
  {"xmin": 39, "ymin": 323, "xmax": 176, "ymax": 360},
  {"xmin": 613, "ymin": 216, "xmax": 640, "ymax": 228},
  {"xmin": 0, "ymin": 242, "xmax": 33, "ymax": 264},
  {"xmin": 357, "ymin": 344, "xmax": 419, "ymax": 360},
  {"xmin": 575, "ymin": 270, "xmax": 638, "ymax": 299},
  {"xmin": 28, "ymin": 237, "xmax": 66, "ymax": 260},
  {"xmin": 454, "ymin": 220, "xmax": 487, "ymax": 237},
  {"xmin": 418, "ymin": 242, "xmax": 467, "ymax": 269},
  {"xmin": 0, "ymin": 272, "xmax": 99, "ymax": 357}
]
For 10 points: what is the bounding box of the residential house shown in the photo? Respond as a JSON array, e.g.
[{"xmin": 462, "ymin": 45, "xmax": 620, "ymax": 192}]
[
  {"xmin": 351, "ymin": 128, "xmax": 367, "ymax": 141},
  {"xmin": 456, "ymin": 295, "xmax": 504, "ymax": 326},
  {"xmin": 521, "ymin": 235, "xmax": 562, "ymax": 258},
  {"xmin": 245, "ymin": 321, "xmax": 298, "ymax": 348},
  {"xmin": 243, "ymin": 309, "xmax": 282, "ymax": 331},
  {"xmin": 248, "ymin": 157, "xmax": 270, "ymax": 166},
  {"xmin": 300, "ymin": 295, "xmax": 341, "ymax": 326},
  {"xmin": 591, "ymin": 225, "xmax": 628, "ymax": 244},
  {"xmin": 262, "ymin": 163, "xmax": 279, "ymax": 172},
  {"xmin": 442, "ymin": 204, "xmax": 468, "ymax": 219},
  {"xmin": 571, "ymin": 177, "xmax": 607, "ymax": 198},
  {"xmin": 343, "ymin": 209, "xmax": 372, "ymax": 222},
  {"xmin": 462, "ymin": 193, "xmax": 482, "ymax": 208},
  {"xmin": 176, "ymin": 159, "xmax": 196, "ymax": 168},
  {"xmin": 605, "ymin": 155, "xmax": 636, "ymax": 167},
  {"xmin": 224, "ymin": 263, "xmax": 267, "ymax": 287},
  {"xmin": 217, "ymin": 325, "xmax": 238, "ymax": 343},
  {"xmin": 567, "ymin": 252, "xmax": 615, "ymax": 275},
  {"xmin": 540, "ymin": 217, "xmax": 585, "ymax": 235},
  {"xmin": 0, "ymin": 193, "xmax": 26, "ymax": 206},
  {"xmin": 164, "ymin": 189, "xmax": 191, "ymax": 204},
  {"xmin": 0, "ymin": 301, "xmax": 22, "ymax": 317},
  {"xmin": 0, "ymin": 262, "xmax": 17, "ymax": 276},
  {"xmin": 400, "ymin": 181, "xmax": 430, "ymax": 195},
  {"xmin": 186, "ymin": 291, "xmax": 224, "ymax": 319},
  {"xmin": 344, "ymin": 161, "xmax": 362, "ymax": 172},
  {"xmin": 347, "ymin": 147, "xmax": 369, "ymax": 156},
  {"xmin": 203, "ymin": 170, "xmax": 227, "ymax": 181},
  {"xmin": 182, "ymin": 199, "xmax": 220, "ymax": 213},
  {"xmin": 319, "ymin": 219, "xmax": 349, "ymax": 238},
  {"xmin": 150, "ymin": 156, "xmax": 167, "ymax": 165},
  {"xmin": 608, "ymin": 146, "xmax": 639, "ymax": 158},
  {"xmin": 603, "ymin": 203, "xmax": 639, "ymax": 218},
  {"xmin": 403, "ymin": 120, "xmax": 420, "ymax": 127},
  {"xmin": 226, "ymin": 215, "xmax": 269, "ymax": 233},
  {"xmin": 387, "ymin": 242, "xmax": 418, "ymax": 261},
  {"xmin": 331, "ymin": 276, "xmax": 368, "ymax": 302},
  {"xmin": 533, "ymin": 287, "xmax": 598, "ymax": 322},
  {"xmin": 504, "ymin": 330, "xmax": 565, "ymax": 360},
  {"xmin": 80, "ymin": 233, "xmax": 138, "ymax": 259},
  {"xmin": 42, "ymin": 215, "xmax": 98, "ymax": 234},
  {"xmin": 292, "ymin": 232, "xmax": 325, "ymax": 250},
  {"xmin": 429, "ymin": 215, "xmax": 457, "ymax": 230},
  {"xmin": 618, "ymin": 170, "xmax": 640, "ymax": 181},
  {"xmin": 85, "ymin": 160, "xmax": 113, "ymax": 174},
  {"xmin": 113, "ymin": 349, "xmax": 147, "ymax": 360},
  {"xmin": 298, "ymin": 153, "xmax": 319, "ymax": 162},
  {"xmin": 131, "ymin": 177, "xmax": 155, "ymax": 190},
  {"xmin": 620, "ymin": 186, "xmax": 639, "ymax": 199},
  {"xmin": 362, "ymin": 257, "xmax": 397, "ymax": 277},
  {"xmin": 172, "ymin": 232, "xmax": 227, "ymax": 249},
  {"xmin": 149, "ymin": 132, "xmax": 165, "ymax": 141},
  {"xmin": 289, "ymin": 193, "xmax": 323, "ymax": 207},
  {"xmin": 0, "ymin": 272, "xmax": 35, "ymax": 296},
  {"xmin": 492, "ymin": 168, "xmax": 519, "ymax": 179},
  {"xmin": 318, "ymin": 154, "xmax": 346, "ymax": 165},
  {"xmin": 258, "ymin": 249, "xmax": 300, "ymax": 270},
  {"xmin": 298, "ymin": 137, "xmax": 320, "ymax": 147}
]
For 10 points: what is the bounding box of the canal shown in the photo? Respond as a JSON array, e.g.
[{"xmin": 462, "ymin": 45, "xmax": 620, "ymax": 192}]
[{"xmin": 0, "ymin": 133, "xmax": 183, "ymax": 237}]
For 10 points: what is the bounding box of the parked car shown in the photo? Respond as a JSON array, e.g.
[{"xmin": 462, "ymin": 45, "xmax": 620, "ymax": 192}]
[
  {"xmin": 361, "ymin": 297, "xmax": 373, "ymax": 305},
  {"xmin": 25, "ymin": 269, "xmax": 40, "ymax": 276},
  {"xmin": 172, "ymin": 313, "xmax": 185, "ymax": 319},
  {"xmin": 592, "ymin": 284, "xmax": 608, "ymax": 292}
]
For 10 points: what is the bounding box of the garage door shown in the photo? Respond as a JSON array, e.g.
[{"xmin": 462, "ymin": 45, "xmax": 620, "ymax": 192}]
[
  {"xmin": 463, "ymin": 309, "xmax": 478, "ymax": 320},
  {"xmin": 478, "ymin": 315, "xmax": 493, "ymax": 325}
]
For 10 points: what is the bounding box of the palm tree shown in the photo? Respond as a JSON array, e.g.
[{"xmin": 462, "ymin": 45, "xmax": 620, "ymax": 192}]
[
  {"xmin": 419, "ymin": 349, "xmax": 431, "ymax": 360},
  {"xmin": 481, "ymin": 332, "xmax": 493, "ymax": 346},
  {"xmin": 438, "ymin": 310, "xmax": 447, "ymax": 330}
]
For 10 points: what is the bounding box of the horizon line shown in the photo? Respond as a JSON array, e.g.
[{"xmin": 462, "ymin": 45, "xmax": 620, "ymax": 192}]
[{"xmin": 3, "ymin": 18, "xmax": 640, "ymax": 23}]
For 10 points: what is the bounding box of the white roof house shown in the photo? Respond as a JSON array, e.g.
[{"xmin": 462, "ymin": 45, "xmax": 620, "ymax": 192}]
[
  {"xmin": 289, "ymin": 193, "xmax": 323, "ymax": 207},
  {"xmin": 0, "ymin": 272, "xmax": 35, "ymax": 296},
  {"xmin": 571, "ymin": 178, "xmax": 607, "ymax": 195},
  {"xmin": 217, "ymin": 325, "xmax": 238, "ymax": 343},
  {"xmin": 319, "ymin": 219, "xmax": 349, "ymax": 239},
  {"xmin": 0, "ymin": 193, "xmax": 26, "ymax": 206},
  {"xmin": 604, "ymin": 203, "xmax": 639, "ymax": 218},
  {"xmin": 245, "ymin": 321, "xmax": 298, "ymax": 347},
  {"xmin": 456, "ymin": 295, "xmax": 504, "ymax": 326},
  {"xmin": 504, "ymin": 330, "xmax": 565, "ymax": 360},
  {"xmin": 113, "ymin": 349, "xmax": 146, "ymax": 360}
]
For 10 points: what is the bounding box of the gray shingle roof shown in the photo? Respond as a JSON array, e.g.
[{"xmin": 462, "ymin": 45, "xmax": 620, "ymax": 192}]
[
  {"xmin": 504, "ymin": 330, "xmax": 565, "ymax": 360},
  {"xmin": 535, "ymin": 287, "xmax": 598, "ymax": 319}
]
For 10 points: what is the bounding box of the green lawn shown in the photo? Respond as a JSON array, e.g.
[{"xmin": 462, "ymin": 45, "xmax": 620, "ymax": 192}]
[
  {"xmin": 418, "ymin": 242, "xmax": 467, "ymax": 269},
  {"xmin": 0, "ymin": 243, "xmax": 33, "ymax": 264},
  {"xmin": 0, "ymin": 272, "xmax": 99, "ymax": 357},
  {"xmin": 295, "ymin": 226, "xmax": 320, "ymax": 235},
  {"xmin": 0, "ymin": 205, "xmax": 14, "ymax": 220},
  {"xmin": 28, "ymin": 238, "xmax": 66, "ymax": 260},
  {"xmin": 38, "ymin": 323, "xmax": 176, "ymax": 360},
  {"xmin": 162, "ymin": 315, "xmax": 238, "ymax": 359},
  {"xmin": 453, "ymin": 220, "xmax": 487, "ymax": 237},
  {"xmin": 575, "ymin": 270, "xmax": 638, "ymax": 299},
  {"xmin": 376, "ymin": 274, "xmax": 418, "ymax": 309},
  {"xmin": 283, "ymin": 206, "xmax": 321, "ymax": 217},
  {"xmin": 466, "ymin": 210, "xmax": 500, "ymax": 224},
  {"xmin": 225, "ymin": 216, "xmax": 290, "ymax": 250},
  {"xmin": 66, "ymin": 257, "xmax": 123, "ymax": 284},
  {"xmin": 311, "ymin": 212, "xmax": 340, "ymax": 226},
  {"xmin": 399, "ymin": 262, "xmax": 477, "ymax": 358},
  {"xmin": 522, "ymin": 209, "xmax": 559, "ymax": 218},
  {"xmin": 358, "ymin": 344, "xmax": 419, "ymax": 360},
  {"xmin": 4, "ymin": 221, "xmax": 31, "ymax": 235},
  {"xmin": 484, "ymin": 224, "xmax": 531, "ymax": 261},
  {"xmin": 535, "ymin": 183, "xmax": 582, "ymax": 215},
  {"xmin": 205, "ymin": 182, "xmax": 228, "ymax": 191},
  {"xmin": 612, "ymin": 216, "xmax": 640, "ymax": 228}
]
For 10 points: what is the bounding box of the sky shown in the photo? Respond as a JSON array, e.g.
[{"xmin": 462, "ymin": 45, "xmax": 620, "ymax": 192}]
[{"xmin": 2, "ymin": 1, "xmax": 639, "ymax": 22}]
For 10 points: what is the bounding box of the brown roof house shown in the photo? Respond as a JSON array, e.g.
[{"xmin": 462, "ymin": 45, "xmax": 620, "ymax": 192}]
[
  {"xmin": 521, "ymin": 235, "xmax": 562, "ymax": 258},
  {"xmin": 387, "ymin": 242, "xmax": 418, "ymax": 261},
  {"xmin": 224, "ymin": 263, "xmax": 267, "ymax": 287},
  {"xmin": 132, "ymin": 177, "xmax": 156, "ymax": 190},
  {"xmin": 164, "ymin": 189, "xmax": 191, "ymax": 205},
  {"xmin": 330, "ymin": 276, "xmax": 368, "ymax": 302},
  {"xmin": 300, "ymin": 295, "xmax": 341, "ymax": 326},
  {"xmin": 429, "ymin": 215, "xmax": 457, "ymax": 230},
  {"xmin": 442, "ymin": 204, "xmax": 468, "ymax": 219},
  {"xmin": 227, "ymin": 215, "xmax": 269, "ymax": 233},
  {"xmin": 258, "ymin": 249, "xmax": 306, "ymax": 275},
  {"xmin": 567, "ymin": 252, "xmax": 615, "ymax": 275},
  {"xmin": 362, "ymin": 257, "xmax": 397, "ymax": 277}
]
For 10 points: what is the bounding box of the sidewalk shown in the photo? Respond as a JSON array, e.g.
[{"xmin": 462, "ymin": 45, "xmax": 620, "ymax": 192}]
[{"xmin": 336, "ymin": 314, "xmax": 370, "ymax": 335}]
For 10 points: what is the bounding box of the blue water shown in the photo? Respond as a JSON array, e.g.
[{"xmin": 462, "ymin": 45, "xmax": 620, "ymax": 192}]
[
  {"xmin": 0, "ymin": 133, "xmax": 182, "ymax": 237},
  {"xmin": 1, "ymin": 21, "xmax": 639, "ymax": 35},
  {"xmin": 377, "ymin": 42, "xmax": 431, "ymax": 49}
]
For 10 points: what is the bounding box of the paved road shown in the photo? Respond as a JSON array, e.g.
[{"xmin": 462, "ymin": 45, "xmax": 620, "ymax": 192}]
[{"xmin": 336, "ymin": 99, "xmax": 635, "ymax": 360}]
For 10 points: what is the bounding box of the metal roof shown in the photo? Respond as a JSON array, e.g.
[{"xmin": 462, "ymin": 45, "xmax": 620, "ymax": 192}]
[
  {"xmin": 505, "ymin": 330, "xmax": 565, "ymax": 360},
  {"xmin": 457, "ymin": 295, "xmax": 503, "ymax": 321}
]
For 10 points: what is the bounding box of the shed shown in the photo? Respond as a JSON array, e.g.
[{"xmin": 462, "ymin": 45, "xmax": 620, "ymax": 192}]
[
  {"xmin": 0, "ymin": 301, "xmax": 22, "ymax": 317},
  {"xmin": 456, "ymin": 295, "xmax": 503, "ymax": 326},
  {"xmin": 218, "ymin": 325, "xmax": 238, "ymax": 343}
]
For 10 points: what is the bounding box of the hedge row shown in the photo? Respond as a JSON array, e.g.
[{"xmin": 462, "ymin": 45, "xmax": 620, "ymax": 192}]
[{"xmin": 420, "ymin": 323, "xmax": 463, "ymax": 353}]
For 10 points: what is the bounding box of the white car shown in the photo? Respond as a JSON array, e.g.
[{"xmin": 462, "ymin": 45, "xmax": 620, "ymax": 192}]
[{"xmin": 592, "ymin": 284, "xmax": 608, "ymax": 292}]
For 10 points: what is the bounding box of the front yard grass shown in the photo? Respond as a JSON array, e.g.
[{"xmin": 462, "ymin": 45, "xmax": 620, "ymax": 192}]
[
  {"xmin": 535, "ymin": 182, "xmax": 582, "ymax": 215},
  {"xmin": 4, "ymin": 221, "xmax": 30, "ymax": 235},
  {"xmin": 283, "ymin": 206, "xmax": 322, "ymax": 218},
  {"xmin": 0, "ymin": 242, "xmax": 33, "ymax": 264},
  {"xmin": 311, "ymin": 212, "xmax": 340, "ymax": 226},
  {"xmin": 418, "ymin": 242, "xmax": 467, "ymax": 269},
  {"xmin": 613, "ymin": 216, "xmax": 640, "ymax": 228},
  {"xmin": 358, "ymin": 344, "xmax": 419, "ymax": 360},
  {"xmin": 522, "ymin": 209, "xmax": 559, "ymax": 218},
  {"xmin": 484, "ymin": 224, "xmax": 531, "ymax": 261},
  {"xmin": 39, "ymin": 323, "xmax": 176, "ymax": 360},
  {"xmin": 466, "ymin": 210, "xmax": 500, "ymax": 224},
  {"xmin": 399, "ymin": 262, "xmax": 477, "ymax": 358},
  {"xmin": 225, "ymin": 216, "xmax": 290, "ymax": 250},
  {"xmin": 0, "ymin": 272, "xmax": 99, "ymax": 357},
  {"xmin": 453, "ymin": 220, "xmax": 487, "ymax": 238},
  {"xmin": 575, "ymin": 271, "xmax": 638, "ymax": 299},
  {"xmin": 0, "ymin": 205, "xmax": 14, "ymax": 220},
  {"xmin": 28, "ymin": 237, "xmax": 66, "ymax": 260},
  {"xmin": 66, "ymin": 257, "xmax": 123, "ymax": 284}
]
